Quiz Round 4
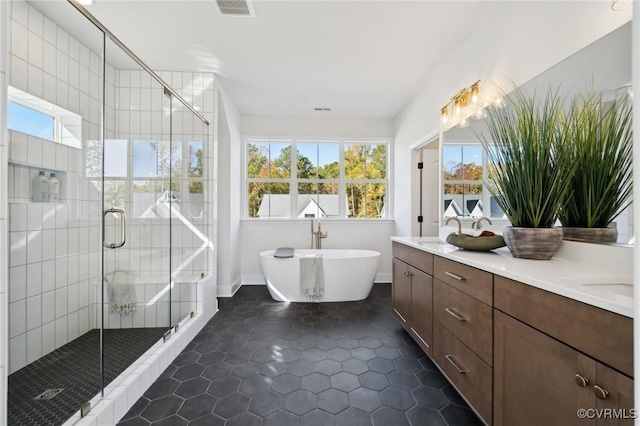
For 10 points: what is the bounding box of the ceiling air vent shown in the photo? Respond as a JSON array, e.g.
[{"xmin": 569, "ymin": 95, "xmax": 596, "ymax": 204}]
[
  {"xmin": 313, "ymin": 107, "xmax": 332, "ymax": 112},
  {"xmin": 215, "ymin": 0, "xmax": 255, "ymax": 17}
]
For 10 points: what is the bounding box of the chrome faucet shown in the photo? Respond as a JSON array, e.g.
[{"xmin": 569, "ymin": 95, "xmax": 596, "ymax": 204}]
[
  {"xmin": 311, "ymin": 219, "xmax": 327, "ymax": 249},
  {"xmin": 472, "ymin": 216, "xmax": 492, "ymax": 230}
]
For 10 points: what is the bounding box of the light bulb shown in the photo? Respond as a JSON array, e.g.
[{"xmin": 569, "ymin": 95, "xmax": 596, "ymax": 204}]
[
  {"xmin": 493, "ymin": 97, "xmax": 505, "ymax": 109},
  {"xmin": 472, "ymin": 108, "xmax": 487, "ymax": 120},
  {"xmin": 470, "ymin": 82, "xmax": 480, "ymax": 105},
  {"xmin": 457, "ymin": 118, "xmax": 470, "ymax": 128}
]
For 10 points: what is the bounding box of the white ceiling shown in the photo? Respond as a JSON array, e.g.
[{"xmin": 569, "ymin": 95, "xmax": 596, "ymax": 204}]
[{"xmin": 33, "ymin": 0, "xmax": 632, "ymax": 119}]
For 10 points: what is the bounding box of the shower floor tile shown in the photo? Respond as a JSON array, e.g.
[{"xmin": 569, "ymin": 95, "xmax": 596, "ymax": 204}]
[
  {"xmin": 118, "ymin": 285, "xmax": 482, "ymax": 426},
  {"xmin": 8, "ymin": 327, "xmax": 168, "ymax": 426}
]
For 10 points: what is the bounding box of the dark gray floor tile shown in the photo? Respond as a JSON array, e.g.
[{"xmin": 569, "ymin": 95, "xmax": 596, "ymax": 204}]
[
  {"xmin": 330, "ymin": 372, "xmax": 360, "ymax": 392},
  {"xmin": 367, "ymin": 357, "xmax": 396, "ymax": 374},
  {"xmin": 317, "ymin": 388, "xmax": 349, "ymax": 414},
  {"xmin": 342, "ymin": 358, "xmax": 369, "ymax": 375},
  {"xmin": 303, "ymin": 348, "xmax": 327, "ymax": 362},
  {"xmin": 172, "ymin": 351, "xmax": 199, "ymax": 367},
  {"xmin": 172, "ymin": 363, "xmax": 205, "ymax": 381},
  {"xmin": 388, "ymin": 370, "xmax": 419, "ymax": 390},
  {"xmin": 371, "ymin": 406, "xmax": 410, "ymax": 426},
  {"xmin": 225, "ymin": 350, "xmax": 252, "ymax": 365},
  {"xmin": 226, "ymin": 411, "xmax": 263, "ymax": 426},
  {"xmin": 140, "ymin": 395, "xmax": 184, "ymax": 422},
  {"xmin": 177, "ymin": 393, "xmax": 216, "ymax": 420},
  {"xmin": 394, "ymin": 357, "xmax": 422, "ymax": 373},
  {"xmin": 265, "ymin": 410, "xmax": 301, "ymax": 426},
  {"xmin": 198, "ymin": 350, "xmax": 226, "ymax": 366},
  {"xmin": 439, "ymin": 404, "xmax": 484, "ymax": 426},
  {"xmin": 202, "ymin": 362, "xmax": 233, "ymax": 380},
  {"xmin": 315, "ymin": 359, "xmax": 342, "ymax": 376},
  {"xmin": 249, "ymin": 390, "xmax": 284, "ymax": 417},
  {"xmin": 407, "ymin": 405, "xmax": 448, "ymax": 426},
  {"xmin": 412, "ymin": 385, "xmax": 449, "ymax": 409},
  {"xmin": 212, "ymin": 391, "xmax": 250, "ymax": 419},
  {"xmin": 301, "ymin": 372, "xmax": 331, "ymax": 393},
  {"xmin": 327, "ymin": 347, "xmax": 352, "ymax": 361},
  {"xmin": 288, "ymin": 359, "xmax": 315, "ymax": 377},
  {"xmin": 415, "ymin": 369, "xmax": 450, "ymax": 389},
  {"xmin": 208, "ymin": 375, "xmax": 241, "ymax": 397},
  {"xmin": 189, "ymin": 413, "xmax": 225, "ymax": 426},
  {"xmin": 336, "ymin": 338, "xmax": 360, "ymax": 350},
  {"xmin": 336, "ymin": 407, "xmax": 373, "ymax": 426},
  {"xmin": 358, "ymin": 371, "xmax": 390, "ymax": 391},
  {"xmin": 144, "ymin": 378, "xmax": 180, "ymax": 400},
  {"xmin": 300, "ymin": 408, "xmax": 335, "ymax": 426},
  {"xmin": 239, "ymin": 374, "xmax": 272, "ymax": 395},
  {"xmin": 351, "ymin": 347, "xmax": 376, "ymax": 361},
  {"xmin": 374, "ymin": 346, "xmax": 401, "ymax": 360},
  {"xmin": 175, "ymin": 377, "xmax": 210, "ymax": 398},
  {"xmin": 442, "ymin": 384, "xmax": 466, "ymax": 406},
  {"xmin": 261, "ymin": 360, "xmax": 288, "ymax": 377},
  {"xmin": 348, "ymin": 388, "xmax": 383, "ymax": 412},
  {"xmin": 381, "ymin": 385, "xmax": 416, "ymax": 411},
  {"xmin": 231, "ymin": 361, "xmax": 261, "ymax": 379},
  {"xmin": 284, "ymin": 389, "xmax": 317, "ymax": 415},
  {"xmin": 118, "ymin": 418, "xmax": 151, "ymax": 426},
  {"xmin": 271, "ymin": 373, "xmax": 301, "ymax": 395},
  {"xmin": 150, "ymin": 415, "xmax": 187, "ymax": 426}
]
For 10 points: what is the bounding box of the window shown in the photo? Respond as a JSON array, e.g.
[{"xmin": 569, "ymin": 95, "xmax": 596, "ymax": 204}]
[
  {"xmin": 7, "ymin": 86, "xmax": 82, "ymax": 149},
  {"xmin": 87, "ymin": 138, "xmax": 205, "ymax": 219},
  {"xmin": 246, "ymin": 139, "xmax": 389, "ymax": 219},
  {"xmin": 442, "ymin": 144, "xmax": 505, "ymax": 220}
]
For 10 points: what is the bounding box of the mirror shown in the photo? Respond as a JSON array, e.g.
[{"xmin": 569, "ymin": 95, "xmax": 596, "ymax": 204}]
[{"xmin": 439, "ymin": 21, "xmax": 632, "ymax": 244}]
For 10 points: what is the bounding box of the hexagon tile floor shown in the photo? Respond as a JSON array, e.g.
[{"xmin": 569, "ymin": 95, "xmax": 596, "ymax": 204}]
[{"xmin": 117, "ymin": 284, "xmax": 483, "ymax": 426}]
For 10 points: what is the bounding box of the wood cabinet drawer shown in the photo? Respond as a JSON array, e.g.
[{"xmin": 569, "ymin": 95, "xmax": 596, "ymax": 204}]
[
  {"xmin": 494, "ymin": 275, "xmax": 633, "ymax": 378},
  {"xmin": 434, "ymin": 256, "xmax": 493, "ymax": 305},
  {"xmin": 434, "ymin": 279, "xmax": 493, "ymax": 365},
  {"xmin": 392, "ymin": 242, "xmax": 433, "ymax": 275},
  {"xmin": 434, "ymin": 322, "xmax": 492, "ymax": 424}
]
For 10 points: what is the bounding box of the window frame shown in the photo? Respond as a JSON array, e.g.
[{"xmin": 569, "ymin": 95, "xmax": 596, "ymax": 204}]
[
  {"xmin": 441, "ymin": 141, "xmax": 507, "ymax": 221},
  {"xmin": 244, "ymin": 137, "xmax": 391, "ymax": 220}
]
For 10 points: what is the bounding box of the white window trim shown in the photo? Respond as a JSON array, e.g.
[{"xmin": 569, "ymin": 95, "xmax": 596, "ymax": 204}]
[{"xmin": 244, "ymin": 137, "xmax": 392, "ymax": 220}]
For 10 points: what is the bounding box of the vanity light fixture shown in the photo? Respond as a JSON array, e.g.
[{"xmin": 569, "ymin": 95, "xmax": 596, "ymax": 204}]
[{"xmin": 440, "ymin": 80, "xmax": 489, "ymax": 130}]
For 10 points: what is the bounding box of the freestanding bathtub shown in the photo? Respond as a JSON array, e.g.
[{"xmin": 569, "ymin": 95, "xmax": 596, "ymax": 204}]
[{"xmin": 259, "ymin": 249, "xmax": 381, "ymax": 302}]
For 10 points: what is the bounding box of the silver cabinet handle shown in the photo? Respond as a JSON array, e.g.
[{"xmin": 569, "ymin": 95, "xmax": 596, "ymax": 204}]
[
  {"xmin": 445, "ymin": 354, "xmax": 467, "ymax": 374},
  {"xmin": 103, "ymin": 208, "xmax": 126, "ymax": 249},
  {"xmin": 445, "ymin": 271, "xmax": 465, "ymax": 281},
  {"xmin": 444, "ymin": 307, "xmax": 467, "ymax": 322}
]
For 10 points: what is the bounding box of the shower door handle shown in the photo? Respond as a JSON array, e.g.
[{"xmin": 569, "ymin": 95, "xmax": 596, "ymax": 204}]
[{"xmin": 103, "ymin": 208, "xmax": 126, "ymax": 249}]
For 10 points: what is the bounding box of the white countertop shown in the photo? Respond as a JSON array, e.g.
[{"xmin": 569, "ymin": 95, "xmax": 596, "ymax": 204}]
[{"xmin": 391, "ymin": 237, "xmax": 634, "ymax": 318}]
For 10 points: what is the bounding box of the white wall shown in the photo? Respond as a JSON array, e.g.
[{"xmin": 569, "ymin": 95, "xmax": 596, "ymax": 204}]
[
  {"xmin": 216, "ymin": 85, "xmax": 242, "ymax": 297},
  {"xmin": 238, "ymin": 115, "xmax": 395, "ymax": 288},
  {"xmin": 393, "ymin": 2, "xmax": 632, "ymax": 238}
]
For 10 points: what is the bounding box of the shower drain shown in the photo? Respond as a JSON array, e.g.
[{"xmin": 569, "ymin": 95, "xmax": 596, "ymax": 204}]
[{"xmin": 34, "ymin": 388, "xmax": 64, "ymax": 400}]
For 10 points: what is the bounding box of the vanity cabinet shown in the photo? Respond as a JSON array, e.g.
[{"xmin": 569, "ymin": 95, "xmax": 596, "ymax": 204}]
[
  {"xmin": 391, "ymin": 240, "xmax": 633, "ymax": 426},
  {"xmin": 392, "ymin": 242, "xmax": 434, "ymax": 356},
  {"xmin": 433, "ymin": 257, "xmax": 494, "ymax": 423},
  {"xmin": 494, "ymin": 276, "xmax": 634, "ymax": 426}
]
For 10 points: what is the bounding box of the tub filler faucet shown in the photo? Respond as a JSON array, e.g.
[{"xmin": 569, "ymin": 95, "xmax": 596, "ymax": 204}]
[{"xmin": 311, "ymin": 219, "xmax": 327, "ymax": 249}]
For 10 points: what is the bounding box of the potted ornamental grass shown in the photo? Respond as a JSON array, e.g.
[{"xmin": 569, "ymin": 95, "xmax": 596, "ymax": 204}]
[
  {"xmin": 479, "ymin": 87, "xmax": 576, "ymax": 259},
  {"xmin": 559, "ymin": 91, "xmax": 633, "ymax": 244}
]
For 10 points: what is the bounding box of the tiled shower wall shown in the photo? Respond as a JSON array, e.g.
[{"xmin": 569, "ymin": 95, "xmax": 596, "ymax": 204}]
[
  {"xmin": 1, "ymin": 0, "xmax": 9, "ymax": 420},
  {"xmin": 6, "ymin": 0, "xmax": 114, "ymax": 374}
]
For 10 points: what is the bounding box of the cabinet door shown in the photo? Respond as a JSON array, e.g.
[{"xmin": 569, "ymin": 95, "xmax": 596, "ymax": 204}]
[
  {"xmin": 594, "ymin": 363, "xmax": 634, "ymax": 426},
  {"xmin": 392, "ymin": 258, "xmax": 411, "ymax": 326},
  {"xmin": 409, "ymin": 266, "xmax": 433, "ymax": 356},
  {"xmin": 494, "ymin": 310, "xmax": 597, "ymax": 426}
]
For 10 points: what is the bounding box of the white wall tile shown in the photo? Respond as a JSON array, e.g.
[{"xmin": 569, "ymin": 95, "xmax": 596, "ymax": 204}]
[
  {"xmin": 26, "ymin": 296, "xmax": 41, "ymax": 331},
  {"xmin": 26, "ymin": 328, "xmax": 42, "ymax": 364},
  {"xmin": 11, "ymin": 21, "xmax": 28, "ymax": 61},
  {"xmin": 10, "ymin": 204, "xmax": 27, "ymax": 232},
  {"xmin": 9, "ymin": 231, "xmax": 27, "ymax": 267},
  {"xmin": 56, "ymin": 27, "xmax": 69, "ymax": 54},
  {"xmin": 68, "ymin": 36, "xmax": 80, "ymax": 61},
  {"xmin": 41, "ymin": 229, "xmax": 55, "ymax": 261},
  {"xmin": 43, "ymin": 17, "xmax": 56, "ymax": 44},
  {"xmin": 11, "ymin": 0, "xmax": 29, "ymax": 27},
  {"xmin": 27, "ymin": 31, "xmax": 43, "ymax": 69},
  {"xmin": 41, "ymin": 290, "xmax": 55, "ymax": 324},
  {"xmin": 69, "ymin": 58, "xmax": 79, "ymax": 90},
  {"xmin": 9, "ymin": 334, "xmax": 27, "ymax": 374},
  {"xmin": 27, "ymin": 5, "xmax": 43, "ymax": 37},
  {"xmin": 26, "ymin": 263, "xmax": 42, "ymax": 298},
  {"xmin": 55, "ymin": 287, "xmax": 67, "ymax": 319},
  {"xmin": 54, "ymin": 317, "xmax": 67, "ymax": 348},
  {"xmin": 67, "ymin": 311, "xmax": 78, "ymax": 340},
  {"xmin": 42, "ymin": 204, "xmax": 55, "ymax": 229},
  {"xmin": 55, "ymin": 257, "xmax": 67, "ymax": 289},
  {"xmin": 27, "ymin": 230, "xmax": 42, "ymax": 264},
  {"xmin": 42, "ymin": 139, "xmax": 56, "ymax": 169},
  {"xmin": 9, "ymin": 300, "xmax": 26, "ymax": 338},
  {"xmin": 10, "ymin": 55, "xmax": 28, "ymax": 92},
  {"xmin": 27, "ymin": 203, "xmax": 42, "ymax": 230},
  {"xmin": 9, "ymin": 131, "xmax": 27, "ymax": 163},
  {"xmin": 56, "ymin": 53, "xmax": 68, "ymax": 83},
  {"xmin": 8, "ymin": 265, "xmax": 26, "ymax": 303},
  {"xmin": 41, "ymin": 320, "xmax": 55, "ymax": 356},
  {"xmin": 27, "ymin": 136, "xmax": 43, "ymax": 167},
  {"xmin": 28, "ymin": 63, "xmax": 43, "ymax": 98},
  {"xmin": 78, "ymin": 307, "xmax": 90, "ymax": 335}
]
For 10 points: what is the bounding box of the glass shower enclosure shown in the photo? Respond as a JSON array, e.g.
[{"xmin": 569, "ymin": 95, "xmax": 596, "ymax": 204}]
[{"xmin": 6, "ymin": 1, "xmax": 210, "ymax": 424}]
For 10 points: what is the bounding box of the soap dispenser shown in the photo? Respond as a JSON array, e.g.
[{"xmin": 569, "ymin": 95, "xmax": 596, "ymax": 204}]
[
  {"xmin": 32, "ymin": 171, "xmax": 49, "ymax": 202},
  {"xmin": 48, "ymin": 172, "xmax": 60, "ymax": 203}
]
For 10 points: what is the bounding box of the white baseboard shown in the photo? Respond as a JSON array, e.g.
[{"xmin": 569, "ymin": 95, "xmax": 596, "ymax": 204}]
[
  {"xmin": 376, "ymin": 273, "xmax": 392, "ymax": 283},
  {"xmin": 217, "ymin": 277, "xmax": 241, "ymax": 297},
  {"xmin": 242, "ymin": 275, "xmax": 266, "ymax": 285}
]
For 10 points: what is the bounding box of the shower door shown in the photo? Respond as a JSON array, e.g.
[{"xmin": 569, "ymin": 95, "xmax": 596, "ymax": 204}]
[{"xmin": 100, "ymin": 38, "xmax": 174, "ymax": 391}]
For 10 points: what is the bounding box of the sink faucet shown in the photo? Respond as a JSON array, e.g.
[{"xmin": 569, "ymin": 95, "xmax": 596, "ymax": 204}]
[
  {"xmin": 311, "ymin": 219, "xmax": 327, "ymax": 249},
  {"xmin": 473, "ymin": 217, "xmax": 492, "ymax": 230}
]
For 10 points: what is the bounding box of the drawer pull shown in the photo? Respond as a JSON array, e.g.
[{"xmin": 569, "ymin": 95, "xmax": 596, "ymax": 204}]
[
  {"xmin": 574, "ymin": 374, "xmax": 589, "ymax": 387},
  {"xmin": 444, "ymin": 307, "xmax": 467, "ymax": 322},
  {"xmin": 403, "ymin": 271, "xmax": 412, "ymax": 277},
  {"xmin": 444, "ymin": 354, "xmax": 467, "ymax": 374},
  {"xmin": 444, "ymin": 271, "xmax": 466, "ymax": 281},
  {"xmin": 593, "ymin": 385, "xmax": 610, "ymax": 400}
]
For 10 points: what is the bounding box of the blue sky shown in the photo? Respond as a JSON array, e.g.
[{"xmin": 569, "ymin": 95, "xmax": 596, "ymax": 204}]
[{"xmin": 8, "ymin": 101, "xmax": 55, "ymax": 141}]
